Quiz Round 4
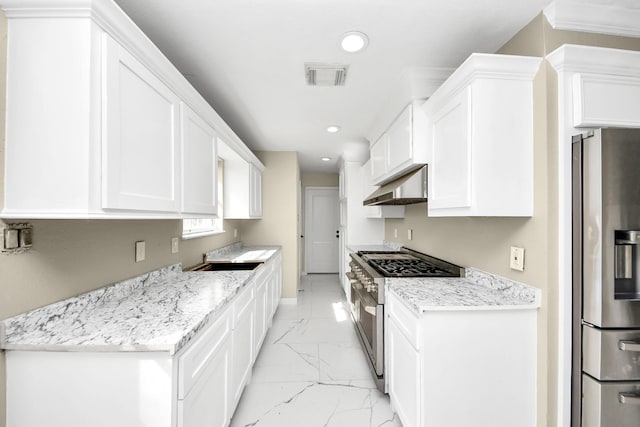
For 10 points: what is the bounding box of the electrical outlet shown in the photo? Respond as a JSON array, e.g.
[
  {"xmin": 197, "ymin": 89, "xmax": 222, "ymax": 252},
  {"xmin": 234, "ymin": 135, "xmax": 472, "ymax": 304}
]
[
  {"xmin": 234, "ymin": 228, "xmax": 238, "ymax": 238},
  {"xmin": 510, "ymin": 246, "xmax": 525, "ymax": 271},
  {"xmin": 408, "ymin": 229, "xmax": 413, "ymax": 240},
  {"xmin": 171, "ymin": 237, "xmax": 179, "ymax": 254},
  {"xmin": 394, "ymin": 228, "xmax": 398, "ymax": 238},
  {"xmin": 135, "ymin": 241, "xmax": 146, "ymax": 262}
]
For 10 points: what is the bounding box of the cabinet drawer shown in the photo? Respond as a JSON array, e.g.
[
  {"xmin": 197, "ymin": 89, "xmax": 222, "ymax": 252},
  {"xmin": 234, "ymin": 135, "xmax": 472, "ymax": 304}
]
[
  {"xmin": 583, "ymin": 374, "xmax": 640, "ymax": 427},
  {"xmin": 583, "ymin": 326, "xmax": 640, "ymax": 380},
  {"xmin": 178, "ymin": 308, "xmax": 231, "ymax": 399},
  {"xmin": 386, "ymin": 290, "xmax": 418, "ymax": 347}
]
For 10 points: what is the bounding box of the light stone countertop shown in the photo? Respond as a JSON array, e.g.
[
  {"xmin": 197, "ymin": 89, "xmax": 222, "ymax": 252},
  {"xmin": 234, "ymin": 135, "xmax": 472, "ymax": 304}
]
[
  {"xmin": 1, "ymin": 244, "xmax": 282, "ymax": 355},
  {"xmin": 387, "ymin": 267, "xmax": 541, "ymax": 313}
]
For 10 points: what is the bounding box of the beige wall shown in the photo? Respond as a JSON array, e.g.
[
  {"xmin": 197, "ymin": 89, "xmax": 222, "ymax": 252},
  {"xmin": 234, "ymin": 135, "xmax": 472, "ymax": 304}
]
[
  {"xmin": 241, "ymin": 151, "xmax": 301, "ymax": 299},
  {"xmin": 300, "ymin": 172, "xmax": 339, "ymax": 272},
  {"xmin": 385, "ymin": 14, "xmax": 640, "ymax": 427}
]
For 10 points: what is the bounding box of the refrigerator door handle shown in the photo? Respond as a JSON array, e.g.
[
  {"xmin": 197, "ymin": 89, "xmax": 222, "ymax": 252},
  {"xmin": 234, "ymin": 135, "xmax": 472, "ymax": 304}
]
[
  {"xmin": 619, "ymin": 340, "xmax": 640, "ymax": 352},
  {"xmin": 619, "ymin": 392, "xmax": 640, "ymax": 405}
]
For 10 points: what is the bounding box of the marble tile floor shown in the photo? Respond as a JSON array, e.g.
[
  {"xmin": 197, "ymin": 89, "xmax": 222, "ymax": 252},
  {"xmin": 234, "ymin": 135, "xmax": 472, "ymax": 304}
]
[{"xmin": 230, "ymin": 274, "xmax": 402, "ymax": 427}]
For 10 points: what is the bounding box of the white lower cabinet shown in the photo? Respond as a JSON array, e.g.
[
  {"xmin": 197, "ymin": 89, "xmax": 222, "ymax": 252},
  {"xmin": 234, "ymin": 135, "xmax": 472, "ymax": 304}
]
[
  {"xmin": 177, "ymin": 308, "xmax": 232, "ymax": 427},
  {"xmin": 230, "ymin": 284, "xmax": 255, "ymax": 413},
  {"xmin": 387, "ymin": 316, "xmax": 420, "ymax": 427},
  {"xmin": 4, "ymin": 254, "xmax": 283, "ymax": 427},
  {"xmin": 386, "ymin": 289, "xmax": 537, "ymax": 427}
]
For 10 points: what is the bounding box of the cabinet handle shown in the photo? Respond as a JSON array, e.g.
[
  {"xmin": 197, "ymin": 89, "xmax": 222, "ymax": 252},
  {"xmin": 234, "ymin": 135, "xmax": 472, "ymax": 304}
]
[
  {"xmin": 619, "ymin": 392, "xmax": 640, "ymax": 405},
  {"xmin": 364, "ymin": 306, "xmax": 377, "ymax": 316},
  {"xmin": 619, "ymin": 340, "xmax": 640, "ymax": 352}
]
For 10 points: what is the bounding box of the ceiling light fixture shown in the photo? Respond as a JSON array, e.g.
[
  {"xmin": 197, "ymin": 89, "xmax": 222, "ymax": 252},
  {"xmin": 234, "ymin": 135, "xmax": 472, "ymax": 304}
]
[
  {"xmin": 341, "ymin": 31, "xmax": 369, "ymax": 53},
  {"xmin": 321, "ymin": 157, "xmax": 331, "ymax": 162},
  {"xmin": 326, "ymin": 125, "xmax": 341, "ymax": 133}
]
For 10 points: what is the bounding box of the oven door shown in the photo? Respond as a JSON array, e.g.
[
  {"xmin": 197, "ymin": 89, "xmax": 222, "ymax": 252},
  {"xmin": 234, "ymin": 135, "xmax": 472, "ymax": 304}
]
[{"xmin": 351, "ymin": 283, "xmax": 384, "ymax": 376}]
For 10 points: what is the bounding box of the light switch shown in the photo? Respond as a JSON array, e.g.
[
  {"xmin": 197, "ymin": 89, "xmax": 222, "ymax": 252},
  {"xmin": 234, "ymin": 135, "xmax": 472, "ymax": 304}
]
[
  {"xmin": 19, "ymin": 228, "xmax": 33, "ymax": 248},
  {"xmin": 407, "ymin": 229, "xmax": 413, "ymax": 240},
  {"xmin": 171, "ymin": 237, "xmax": 179, "ymax": 254},
  {"xmin": 135, "ymin": 241, "xmax": 146, "ymax": 262}
]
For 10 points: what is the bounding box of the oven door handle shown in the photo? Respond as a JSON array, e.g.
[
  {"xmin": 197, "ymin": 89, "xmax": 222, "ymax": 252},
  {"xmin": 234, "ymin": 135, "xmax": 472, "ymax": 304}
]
[
  {"xmin": 357, "ymin": 288, "xmax": 378, "ymax": 317},
  {"xmin": 619, "ymin": 340, "xmax": 640, "ymax": 352},
  {"xmin": 619, "ymin": 392, "xmax": 640, "ymax": 405}
]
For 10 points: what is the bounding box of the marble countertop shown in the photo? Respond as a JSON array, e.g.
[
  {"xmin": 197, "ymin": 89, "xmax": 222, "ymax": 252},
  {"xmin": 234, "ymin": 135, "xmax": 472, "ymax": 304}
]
[
  {"xmin": 387, "ymin": 267, "xmax": 541, "ymax": 313},
  {"xmin": 1, "ymin": 244, "xmax": 281, "ymax": 355}
]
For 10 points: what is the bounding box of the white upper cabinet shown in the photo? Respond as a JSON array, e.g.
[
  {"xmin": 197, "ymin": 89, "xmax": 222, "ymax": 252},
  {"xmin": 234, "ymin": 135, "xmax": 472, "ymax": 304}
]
[
  {"xmin": 102, "ymin": 35, "xmax": 181, "ymax": 213},
  {"xmin": 545, "ymin": 45, "xmax": 640, "ymax": 129},
  {"xmin": 423, "ymin": 53, "xmax": 542, "ymax": 217},
  {"xmin": 181, "ymin": 104, "xmax": 218, "ymax": 216},
  {"xmin": 219, "ymin": 142, "xmax": 264, "ymax": 219},
  {"xmin": 371, "ymin": 101, "xmax": 428, "ymax": 186},
  {"xmin": 0, "ymin": 0, "xmax": 262, "ymax": 219}
]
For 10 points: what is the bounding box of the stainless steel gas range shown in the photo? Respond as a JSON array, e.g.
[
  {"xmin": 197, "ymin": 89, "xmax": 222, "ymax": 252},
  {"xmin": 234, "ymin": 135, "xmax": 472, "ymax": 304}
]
[{"xmin": 346, "ymin": 247, "xmax": 464, "ymax": 392}]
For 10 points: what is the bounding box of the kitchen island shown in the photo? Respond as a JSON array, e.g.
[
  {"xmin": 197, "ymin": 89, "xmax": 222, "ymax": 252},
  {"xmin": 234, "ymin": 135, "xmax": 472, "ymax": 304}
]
[
  {"xmin": 385, "ymin": 268, "xmax": 540, "ymax": 427},
  {"xmin": 1, "ymin": 243, "xmax": 282, "ymax": 427}
]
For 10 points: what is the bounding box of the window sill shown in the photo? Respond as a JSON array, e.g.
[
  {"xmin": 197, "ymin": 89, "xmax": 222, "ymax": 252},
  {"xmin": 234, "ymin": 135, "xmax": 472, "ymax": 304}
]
[{"xmin": 182, "ymin": 229, "xmax": 226, "ymax": 240}]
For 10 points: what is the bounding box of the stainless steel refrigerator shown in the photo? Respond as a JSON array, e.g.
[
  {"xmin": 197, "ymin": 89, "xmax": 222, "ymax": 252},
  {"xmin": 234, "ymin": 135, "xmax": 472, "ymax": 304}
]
[{"xmin": 572, "ymin": 128, "xmax": 640, "ymax": 427}]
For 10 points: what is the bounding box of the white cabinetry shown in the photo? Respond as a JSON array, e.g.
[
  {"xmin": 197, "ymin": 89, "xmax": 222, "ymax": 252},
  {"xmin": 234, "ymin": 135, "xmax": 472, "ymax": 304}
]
[
  {"xmin": 181, "ymin": 104, "xmax": 218, "ymax": 215},
  {"xmin": 338, "ymin": 162, "xmax": 387, "ymax": 295},
  {"xmin": 5, "ymin": 252, "xmax": 283, "ymax": 427},
  {"xmin": 177, "ymin": 308, "xmax": 231, "ymax": 427},
  {"xmin": 0, "ymin": 0, "xmax": 263, "ymax": 219},
  {"xmin": 102, "ymin": 35, "xmax": 181, "ymax": 213},
  {"xmin": 371, "ymin": 101, "xmax": 428, "ymax": 185},
  {"xmin": 219, "ymin": 142, "xmax": 264, "ymax": 219},
  {"xmin": 423, "ymin": 53, "xmax": 541, "ymax": 217},
  {"xmin": 229, "ymin": 282, "xmax": 255, "ymax": 413},
  {"xmin": 385, "ymin": 290, "xmax": 537, "ymax": 427}
]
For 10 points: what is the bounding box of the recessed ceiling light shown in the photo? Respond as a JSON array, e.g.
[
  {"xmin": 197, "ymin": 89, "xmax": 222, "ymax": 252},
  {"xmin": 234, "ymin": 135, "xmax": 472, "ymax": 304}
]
[
  {"xmin": 321, "ymin": 157, "xmax": 331, "ymax": 162},
  {"xmin": 326, "ymin": 125, "xmax": 341, "ymax": 133},
  {"xmin": 341, "ymin": 31, "xmax": 369, "ymax": 53}
]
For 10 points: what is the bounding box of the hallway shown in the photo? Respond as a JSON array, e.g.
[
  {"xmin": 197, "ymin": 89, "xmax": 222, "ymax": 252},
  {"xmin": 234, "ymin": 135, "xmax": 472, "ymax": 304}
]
[{"xmin": 230, "ymin": 274, "xmax": 402, "ymax": 427}]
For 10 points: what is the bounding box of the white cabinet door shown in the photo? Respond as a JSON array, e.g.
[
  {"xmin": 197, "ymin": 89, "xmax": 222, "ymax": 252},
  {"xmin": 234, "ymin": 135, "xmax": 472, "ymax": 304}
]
[
  {"xmin": 178, "ymin": 336, "xmax": 230, "ymax": 427},
  {"xmin": 387, "ymin": 105, "xmax": 413, "ymax": 173},
  {"xmin": 103, "ymin": 35, "xmax": 180, "ymax": 213},
  {"xmin": 181, "ymin": 103, "xmax": 218, "ymax": 215},
  {"xmin": 249, "ymin": 164, "xmax": 263, "ymax": 218},
  {"xmin": 230, "ymin": 286, "xmax": 255, "ymax": 413},
  {"xmin": 254, "ymin": 277, "xmax": 268, "ymax": 353},
  {"xmin": 428, "ymin": 87, "xmax": 472, "ymax": 210},
  {"xmin": 370, "ymin": 134, "xmax": 389, "ymax": 183},
  {"xmin": 387, "ymin": 316, "xmax": 421, "ymax": 427}
]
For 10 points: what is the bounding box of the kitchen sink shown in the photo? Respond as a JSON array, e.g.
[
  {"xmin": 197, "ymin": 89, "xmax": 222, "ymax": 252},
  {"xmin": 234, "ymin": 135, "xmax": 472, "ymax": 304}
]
[{"xmin": 190, "ymin": 261, "xmax": 264, "ymax": 272}]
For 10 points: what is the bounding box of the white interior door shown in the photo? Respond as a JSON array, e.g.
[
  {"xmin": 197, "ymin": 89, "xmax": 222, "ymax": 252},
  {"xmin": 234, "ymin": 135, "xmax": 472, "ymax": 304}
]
[{"xmin": 305, "ymin": 187, "xmax": 339, "ymax": 273}]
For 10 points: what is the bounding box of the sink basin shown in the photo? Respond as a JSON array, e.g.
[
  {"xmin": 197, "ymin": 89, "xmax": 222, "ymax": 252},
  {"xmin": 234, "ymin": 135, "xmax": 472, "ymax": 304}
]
[{"xmin": 190, "ymin": 261, "xmax": 263, "ymax": 272}]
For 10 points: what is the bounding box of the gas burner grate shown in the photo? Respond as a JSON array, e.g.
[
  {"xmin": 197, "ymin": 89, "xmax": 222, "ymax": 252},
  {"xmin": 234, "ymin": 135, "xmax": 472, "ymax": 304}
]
[{"xmin": 366, "ymin": 258, "xmax": 454, "ymax": 277}]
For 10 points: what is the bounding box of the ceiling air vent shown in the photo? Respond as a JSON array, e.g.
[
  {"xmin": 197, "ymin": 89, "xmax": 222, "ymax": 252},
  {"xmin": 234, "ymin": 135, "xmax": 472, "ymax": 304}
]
[{"xmin": 305, "ymin": 63, "xmax": 349, "ymax": 86}]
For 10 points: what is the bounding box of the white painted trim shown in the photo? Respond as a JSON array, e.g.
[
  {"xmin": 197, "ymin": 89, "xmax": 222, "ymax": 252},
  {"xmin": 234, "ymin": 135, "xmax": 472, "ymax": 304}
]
[
  {"xmin": 547, "ymin": 43, "xmax": 640, "ymax": 427},
  {"xmin": 279, "ymin": 298, "xmax": 298, "ymax": 305},
  {"xmin": 544, "ymin": 1, "xmax": 640, "ymax": 39}
]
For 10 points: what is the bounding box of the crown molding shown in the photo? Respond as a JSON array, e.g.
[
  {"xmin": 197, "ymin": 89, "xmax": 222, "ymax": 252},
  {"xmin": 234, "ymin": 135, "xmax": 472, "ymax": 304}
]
[
  {"xmin": 547, "ymin": 44, "xmax": 640, "ymax": 75},
  {"xmin": 544, "ymin": 1, "xmax": 640, "ymax": 38}
]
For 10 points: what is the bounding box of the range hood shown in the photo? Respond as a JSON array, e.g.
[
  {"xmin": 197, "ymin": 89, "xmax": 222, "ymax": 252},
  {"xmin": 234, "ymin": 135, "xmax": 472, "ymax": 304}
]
[{"xmin": 363, "ymin": 165, "xmax": 428, "ymax": 206}]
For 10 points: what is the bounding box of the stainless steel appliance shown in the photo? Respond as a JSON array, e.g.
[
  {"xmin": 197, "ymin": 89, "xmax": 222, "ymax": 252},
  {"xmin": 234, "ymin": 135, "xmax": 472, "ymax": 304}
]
[
  {"xmin": 363, "ymin": 165, "xmax": 428, "ymax": 206},
  {"xmin": 572, "ymin": 129, "xmax": 640, "ymax": 427},
  {"xmin": 347, "ymin": 247, "xmax": 464, "ymax": 392}
]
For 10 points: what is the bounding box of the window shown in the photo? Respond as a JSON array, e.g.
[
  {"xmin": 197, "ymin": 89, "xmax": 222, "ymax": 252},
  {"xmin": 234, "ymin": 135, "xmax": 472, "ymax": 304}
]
[{"xmin": 182, "ymin": 158, "xmax": 224, "ymax": 239}]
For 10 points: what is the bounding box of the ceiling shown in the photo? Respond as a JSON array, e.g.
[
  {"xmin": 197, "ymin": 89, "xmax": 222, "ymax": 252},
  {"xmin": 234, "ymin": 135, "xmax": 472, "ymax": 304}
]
[{"xmin": 114, "ymin": 0, "xmax": 553, "ymax": 173}]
